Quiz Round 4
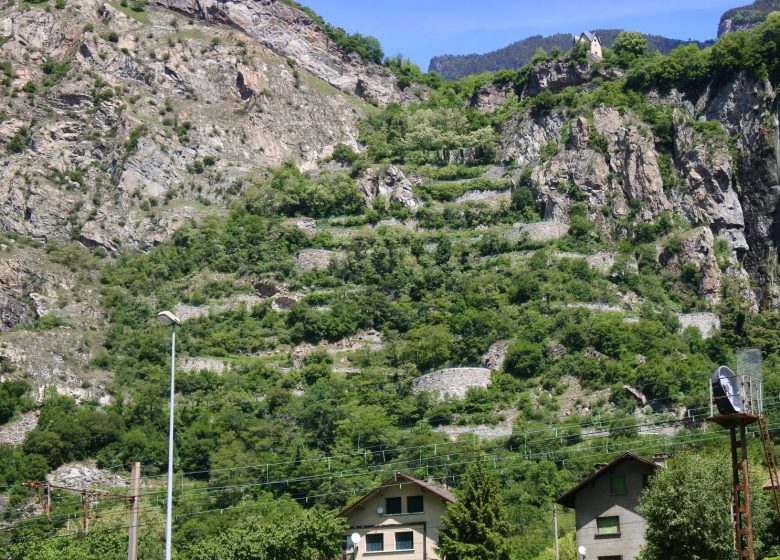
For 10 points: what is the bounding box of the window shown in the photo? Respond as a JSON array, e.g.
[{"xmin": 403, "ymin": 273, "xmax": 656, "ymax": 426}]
[
  {"xmin": 366, "ymin": 533, "xmax": 384, "ymax": 552},
  {"xmin": 385, "ymin": 497, "xmax": 402, "ymax": 515},
  {"xmin": 395, "ymin": 531, "xmax": 414, "ymax": 551},
  {"xmin": 407, "ymin": 495, "xmax": 424, "ymax": 513},
  {"xmin": 610, "ymin": 476, "xmax": 626, "ymax": 495},
  {"xmin": 597, "ymin": 557, "xmax": 623, "ymax": 560},
  {"xmin": 596, "ymin": 516, "xmax": 621, "ymax": 536}
]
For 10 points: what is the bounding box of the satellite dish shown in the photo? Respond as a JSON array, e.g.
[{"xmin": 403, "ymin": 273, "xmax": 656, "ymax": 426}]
[
  {"xmin": 376, "ymin": 505, "xmax": 384, "ymax": 514},
  {"xmin": 577, "ymin": 545, "xmax": 587, "ymax": 556},
  {"xmin": 350, "ymin": 533, "xmax": 361, "ymax": 546},
  {"xmin": 712, "ymin": 365, "xmax": 744, "ymax": 415}
]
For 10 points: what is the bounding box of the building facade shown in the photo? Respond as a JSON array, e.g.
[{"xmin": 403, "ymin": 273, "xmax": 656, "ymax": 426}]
[
  {"xmin": 338, "ymin": 472, "xmax": 456, "ymax": 560},
  {"xmin": 576, "ymin": 31, "xmax": 604, "ymax": 61},
  {"xmin": 556, "ymin": 452, "xmax": 663, "ymax": 560}
]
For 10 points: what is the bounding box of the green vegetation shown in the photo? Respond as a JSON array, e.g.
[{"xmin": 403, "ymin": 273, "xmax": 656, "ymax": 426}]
[
  {"xmin": 39, "ymin": 59, "xmax": 69, "ymax": 87},
  {"xmin": 438, "ymin": 461, "xmax": 511, "ymax": 560},
  {"xmin": 111, "ymin": 0, "xmax": 150, "ymax": 23},
  {"xmin": 7, "ymin": 11, "xmax": 780, "ymax": 560},
  {"xmin": 639, "ymin": 451, "xmax": 777, "ymax": 559},
  {"xmin": 429, "ymin": 30, "xmax": 712, "ymax": 81},
  {"xmin": 6, "ymin": 127, "xmax": 31, "ymax": 153}
]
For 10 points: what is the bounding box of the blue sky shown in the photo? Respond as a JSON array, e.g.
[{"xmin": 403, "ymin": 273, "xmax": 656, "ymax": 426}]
[{"xmin": 302, "ymin": 0, "xmax": 739, "ymax": 70}]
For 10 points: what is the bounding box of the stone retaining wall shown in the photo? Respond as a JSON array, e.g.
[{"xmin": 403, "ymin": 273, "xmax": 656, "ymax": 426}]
[{"xmin": 412, "ymin": 367, "xmax": 491, "ymax": 400}]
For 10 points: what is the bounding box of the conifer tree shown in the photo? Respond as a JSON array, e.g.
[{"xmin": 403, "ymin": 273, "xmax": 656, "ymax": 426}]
[{"xmin": 437, "ymin": 461, "xmax": 511, "ymax": 560}]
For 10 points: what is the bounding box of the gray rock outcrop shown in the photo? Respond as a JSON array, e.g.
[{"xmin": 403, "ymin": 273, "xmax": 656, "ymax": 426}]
[
  {"xmin": 530, "ymin": 109, "xmax": 670, "ymax": 223},
  {"xmin": 499, "ymin": 111, "xmax": 566, "ymax": 167},
  {"xmin": 481, "ymin": 340, "xmax": 510, "ymax": 370},
  {"xmin": 358, "ymin": 166, "xmax": 419, "ymax": 209},
  {"xmin": 468, "ymin": 83, "xmax": 514, "ymax": 112},
  {"xmin": 524, "ymin": 60, "xmax": 590, "ymax": 97},
  {"xmin": 0, "ymin": 294, "xmax": 26, "ymax": 332}
]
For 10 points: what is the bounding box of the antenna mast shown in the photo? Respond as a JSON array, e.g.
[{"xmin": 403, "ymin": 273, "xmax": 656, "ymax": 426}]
[{"xmin": 707, "ymin": 351, "xmax": 766, "ymax": 560}]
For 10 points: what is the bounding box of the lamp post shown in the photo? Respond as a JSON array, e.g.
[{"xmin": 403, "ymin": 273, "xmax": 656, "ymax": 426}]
[
  {"xmin": 158, "ymin": 311, "xmax": 181, "ymax": 560},
  {"xmin": 350, "ymin": 532, "xmax": 361, "ymax": 560},
  {"xmin": 577, "ymin": 545, "xmax": 587, "ymax": 560}
]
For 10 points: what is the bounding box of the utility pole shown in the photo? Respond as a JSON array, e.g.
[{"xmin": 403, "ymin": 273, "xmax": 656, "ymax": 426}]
[
  {"xmin": 553, "ymin": 505, "xmax": 560, "ymax": 560},
  {"xmin": 128, "ymin": 462, "xmax": 141, "ymax": 560},
  {"xmin": 81, "ymin": 492, "xmax": 91, "ymax": 534},
  {"xmin": 44, "ymin": 484, "xmax": 51, "ymax": 519}
]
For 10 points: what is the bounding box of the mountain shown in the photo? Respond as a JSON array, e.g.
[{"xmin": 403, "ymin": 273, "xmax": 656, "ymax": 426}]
[
  {"xmin": 3, "ymin": 0, "xmax": 780, "ymax": 557},
  {"xmin": 719, "ymin": 0, "xmax": 780, "ymax": 36},
  {"xmin": 429, "ymin": 33, "xmax": 575, "ymax": 80},
  {"xmin": 428, "ymin": 30, "xmax": 713, "ymax": 80}
]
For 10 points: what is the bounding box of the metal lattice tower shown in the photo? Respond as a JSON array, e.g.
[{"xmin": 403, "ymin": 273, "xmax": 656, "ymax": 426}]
[{"xmin": 707, "ymin": 349, "xmax": 768, "ymax": 560}]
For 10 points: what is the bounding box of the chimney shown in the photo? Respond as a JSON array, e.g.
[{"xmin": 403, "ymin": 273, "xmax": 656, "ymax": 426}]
[
  {"xmin": 593, "ymin": 463, "xmax": 607, "ymax": 472},
  {"xmin": 652, "ymin": 453, "xmax": 668, "ymax": 468}
]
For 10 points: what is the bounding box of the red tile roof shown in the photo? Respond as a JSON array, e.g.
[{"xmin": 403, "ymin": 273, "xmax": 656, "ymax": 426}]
[{"xmin": 337, "ymin": 472, "xmax": 456, "ymax": 517}]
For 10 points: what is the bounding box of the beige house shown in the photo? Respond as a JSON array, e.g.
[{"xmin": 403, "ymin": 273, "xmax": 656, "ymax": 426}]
[
  {"xmin": 338, "ymin": 472, "xmax": 456, "ymax": 560},
  {"xmin": 556, "ymin": 452, "xmax": 664, "ymax": 560},
  {"xmin": 576, "ymin": 31, "xmax": 603, "ymax": 61}
]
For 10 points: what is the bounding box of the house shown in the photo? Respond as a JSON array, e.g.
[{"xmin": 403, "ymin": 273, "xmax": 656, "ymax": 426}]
[
  {"xmin": 576, "ymin": 31, "xmax": 603, "ymax": 61},
  {"xmin": 338, "ymin": 472, "xmax": 456, "ymax": 560},
  {"xmin": 556, "ymin": 452, "xmax": 666, "ymax": 560}
]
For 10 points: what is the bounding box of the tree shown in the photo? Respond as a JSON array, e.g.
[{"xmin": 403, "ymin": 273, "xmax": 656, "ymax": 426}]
[
  {"xmin": 437, "ymin": 461, "xmax": 511, "ymax": 560},
  {"xmin": 613, "ymin": 31, "xmax": 648, "ymax": 57},
  {"xmin": 185, "ymin": 508, "xmax": 345, "ymax": 560},
  {"xmin": 638, "ymin": 450, "xmax": 773, "ymax": 560},
  {"xmin": 534, "ymin": 531, "xmax": 576, "ymax": 560}
]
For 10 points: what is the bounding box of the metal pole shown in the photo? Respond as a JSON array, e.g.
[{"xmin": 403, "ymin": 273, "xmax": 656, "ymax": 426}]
[
  {"xmin": 553, "ymin": 505, "xmax": 560, "ymax": 560},
  {"xmin": 164, "ymin": 326, "xmax": 176, "ymax": 560},
  {"xmin": 128, "ymin": 462, "xmax": 141, "ymax": 560}
]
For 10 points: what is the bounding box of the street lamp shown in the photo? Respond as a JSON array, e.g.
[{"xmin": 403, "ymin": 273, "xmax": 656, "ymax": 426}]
[
  {"xmin": 577, "ymin": 545, "xmax": 587, "ymax": 559},
  {"xmin": 158, "ymin": 310, "xmax": 180, "ymax": 560},
  {"xmin": 350, "ymin": 533, "xmax": 361, "ymax": 560}
]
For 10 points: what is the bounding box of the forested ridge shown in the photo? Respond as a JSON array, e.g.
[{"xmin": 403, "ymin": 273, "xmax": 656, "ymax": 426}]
[
  {"xmin": 4, "ymin": 3, "xmax": 780, "ymax": 560},
  {"xmin": 429, "ymin": 30, "xmax": 713, "ymax": 80}
]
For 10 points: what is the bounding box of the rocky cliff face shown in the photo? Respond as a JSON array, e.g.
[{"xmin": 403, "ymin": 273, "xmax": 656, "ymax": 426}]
[
  {"xmin": 0, "ymin": 0, "xmax": 385, "ymax": 400},
  {"xmin": 150, "ymin": 0, "xmax": 415, "ymax": 105},
  {"xmin": 718, "ymin": 0, "xmax": 780, "ymax": 37},
  {"xmin": 497, "ymin": 67, "xmax": 777, "ymax": 309},
  {"xmin": 0, "ymin": 0, "xmax": 367, "ymax": 251}
]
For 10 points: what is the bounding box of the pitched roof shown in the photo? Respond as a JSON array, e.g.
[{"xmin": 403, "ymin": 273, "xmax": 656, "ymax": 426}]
[
  {"xmin": 337, "ymin": 472, "xmax": 456, "ymax": 517},
  {"xmin": 580, "ymin": 31, "xmax": 599, "ymax": 42},
  {"xmin": 763, "ymin": 471, "xmax": 780, "ymax": 490},
  {"xmin": 555, "ymin": 452, "xmax": 659, "ymax": 509}
]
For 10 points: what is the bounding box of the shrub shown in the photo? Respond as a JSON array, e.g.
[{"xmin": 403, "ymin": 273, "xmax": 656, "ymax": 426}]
[
  {"xmin": 331, "ymin": 143, "xmax": 359, "ymax": 165},
  {"xmin": 504, "ymin": 340, "xmax": 545, "ymax": 378},
  {"xmin": 7, "ymin": 127, "xmax": 31, "ymax": 153}
]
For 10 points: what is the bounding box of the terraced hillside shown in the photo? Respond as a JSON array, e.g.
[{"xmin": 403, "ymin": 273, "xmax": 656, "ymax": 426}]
[{"xmin": 3, "ymin": 2, "xmax": 780, "ymax": 559}]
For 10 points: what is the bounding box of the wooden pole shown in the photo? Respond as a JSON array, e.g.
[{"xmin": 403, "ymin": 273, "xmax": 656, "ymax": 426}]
[
  {"xmin": 128, "ymin": 462, "xmax": 141, "ymax": 560},
  {"xmin": 81, "ymin": 491, "xmax": 91, "ymax": 534},
  {"xmin": 44, "ymin": 484, "xmax": 51, "ymax": 520}
]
